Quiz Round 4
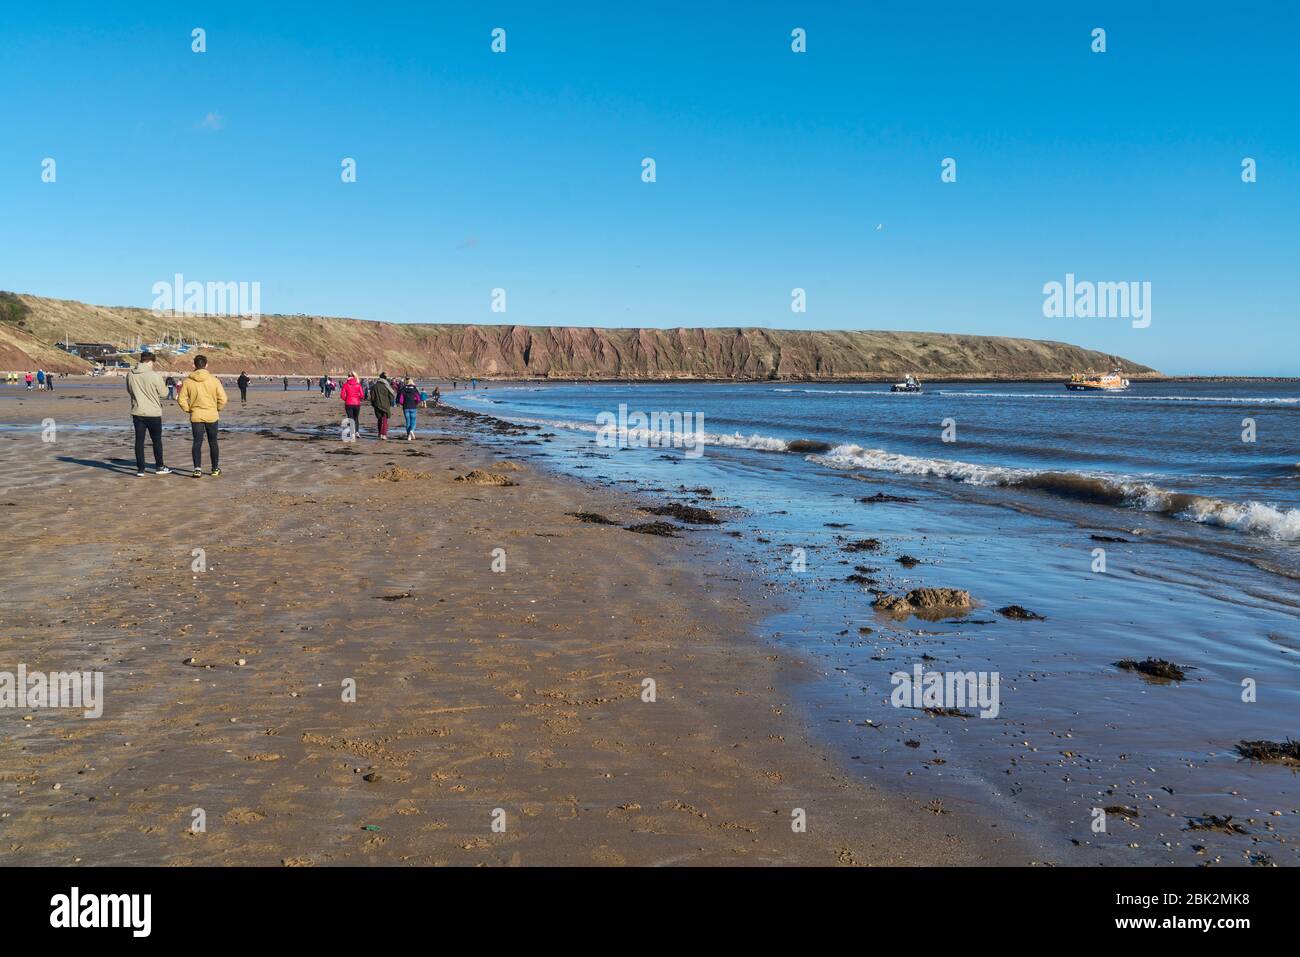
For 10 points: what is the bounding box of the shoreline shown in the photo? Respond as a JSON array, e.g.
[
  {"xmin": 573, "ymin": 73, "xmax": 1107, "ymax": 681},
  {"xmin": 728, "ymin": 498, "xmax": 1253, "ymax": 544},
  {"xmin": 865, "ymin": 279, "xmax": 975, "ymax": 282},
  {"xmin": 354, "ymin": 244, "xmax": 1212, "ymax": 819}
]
[{"xmin": 0, "ymin": 385, "xmax": 1039, "ymax": 865}]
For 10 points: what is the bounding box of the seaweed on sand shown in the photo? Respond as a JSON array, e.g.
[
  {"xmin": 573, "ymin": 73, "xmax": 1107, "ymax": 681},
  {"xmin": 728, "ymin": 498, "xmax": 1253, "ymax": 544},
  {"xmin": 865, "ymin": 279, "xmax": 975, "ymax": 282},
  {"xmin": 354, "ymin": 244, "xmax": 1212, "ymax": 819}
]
[
  {"xmin": 567, "ymin": 512, "xmax": 620, "ymax": 525},
  {"xmin": 625, "ymin": 522, "xmax": 681, "ymax": 537}
]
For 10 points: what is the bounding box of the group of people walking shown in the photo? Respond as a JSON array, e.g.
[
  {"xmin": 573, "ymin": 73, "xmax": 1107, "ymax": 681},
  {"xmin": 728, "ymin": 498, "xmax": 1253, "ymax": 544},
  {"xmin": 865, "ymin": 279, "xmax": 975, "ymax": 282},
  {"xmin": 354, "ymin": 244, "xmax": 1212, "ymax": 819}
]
[
  {"xmin": 11, "ymin": 370, "xmax": 57, "ymax": 389},
  {"xmin": 121, "ymin": 354, "xmax": 444, "ymax": 477},
  {"xmin": 340, "ymin": 371, "xmax": 433, "ymax": 441}
]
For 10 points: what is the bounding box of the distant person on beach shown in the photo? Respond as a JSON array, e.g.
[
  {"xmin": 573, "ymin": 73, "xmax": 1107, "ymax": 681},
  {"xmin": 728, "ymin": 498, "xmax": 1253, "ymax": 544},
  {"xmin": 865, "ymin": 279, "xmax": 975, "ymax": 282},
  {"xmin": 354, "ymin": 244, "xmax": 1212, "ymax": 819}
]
[
  {"xmin": 176, "ymin": 355, "xmax": 228, "ymax": 478},
  {"xmin": 398, "ymin": 377, "xmax": 421, "ymax": 441},
  {"xmin": 325, "ymin": 378, "xmax": 336, "ymax": 398},
  {"xmin": 36, "ymin": 370, "xmax": 45, "ymax": 388},
  {"xmin": 340, "ymin": 372, "xmax": 363, "ymax": 435},
  {"xmin": 165, "ymin": 375, "xmax": 177, "ymax": 400},
  {"xmin": 304, "ymin": 378, "xmax": 311, "ymax": 390},
  {"xmin": 45, "ymin": 372, "xmax": 55, "ymax": 390},
  {"xmin": 431, "ymin": 386, "xmax": 441, "ymax": 407},
  {"xmin": 282, "ymin": 376, "xmax": 289, "ymax": 391},
  {"xmin": 126, "ymin": 351, "xmax": 172, "ymax": 477},
  {"xmin": 370, "ymin": 372, "xmax": 394, "ymax": 441},
  {"xmin": 25, "ymin": 372, "xmax": 34, "ymax": 390},
  {"xmin": 237, "ymin": 371, "xmax": 250, "ymax": 403}
]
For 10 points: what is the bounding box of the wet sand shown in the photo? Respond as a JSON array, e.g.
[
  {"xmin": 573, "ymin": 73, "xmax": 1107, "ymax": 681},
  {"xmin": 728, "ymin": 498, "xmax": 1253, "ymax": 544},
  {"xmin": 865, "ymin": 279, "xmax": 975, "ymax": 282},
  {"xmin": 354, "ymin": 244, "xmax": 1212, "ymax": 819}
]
[{"xmin": 0, "ymin": 382, "xmax": 1036, "ymax": 865}]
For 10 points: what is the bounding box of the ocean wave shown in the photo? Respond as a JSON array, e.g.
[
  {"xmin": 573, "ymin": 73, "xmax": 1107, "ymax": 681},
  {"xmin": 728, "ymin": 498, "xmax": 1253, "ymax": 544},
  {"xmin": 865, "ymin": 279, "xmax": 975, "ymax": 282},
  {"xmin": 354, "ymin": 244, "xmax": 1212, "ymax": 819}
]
[
  {"xmin": 809, "ymin": 444, "xmax": 1300, "ymax": 541},
  {"xmin": 469, "ymin": 408, "xmax": 1300, "ymax": 542}
]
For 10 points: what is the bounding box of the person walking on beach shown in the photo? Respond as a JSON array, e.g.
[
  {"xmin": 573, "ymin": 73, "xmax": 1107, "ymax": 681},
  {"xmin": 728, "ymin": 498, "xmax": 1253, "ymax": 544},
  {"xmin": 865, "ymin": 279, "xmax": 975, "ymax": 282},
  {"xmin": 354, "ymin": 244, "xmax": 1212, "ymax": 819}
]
[
  {"xmin": 165, "ymin": 375, "xmax": 177, "ymax": 400},
  {"xmin": 45, "ymin": 372, "xmax": 55, "ymax": 391},
  {"xmin": 397, "ymin": 377, "xmax": 421, "ymax": 441},
  {"xmin": 370, "ymin": 372, "xmax": 394, "ymax": 441},
  {"xmin": 431, "ymin": 385, "xmax": 441, "ymax": 407},
  {"xmin": 24, "ymin": 372, "xmax": 34, "ymax": 390},
  {"xmin": 340, "ymin": 371, "xmax": 363, "ymax": 435},
  {"xmin": 36, "ymin": 369, "xmax": 45, "ymax": 389},
  {"xmin": 176, "ymin": 355, "xmax": 228, "ymax": 477},
  {"xmin": 237, "ymin": 371, "xmax": 250, "ymax": 404},
  {"xmin": 126, "ymin": 350, "xmax": 172, "ymax": 477},
  {"xmin": 282, "ymin": 376, "xmax": 289, "ymax": 391}
]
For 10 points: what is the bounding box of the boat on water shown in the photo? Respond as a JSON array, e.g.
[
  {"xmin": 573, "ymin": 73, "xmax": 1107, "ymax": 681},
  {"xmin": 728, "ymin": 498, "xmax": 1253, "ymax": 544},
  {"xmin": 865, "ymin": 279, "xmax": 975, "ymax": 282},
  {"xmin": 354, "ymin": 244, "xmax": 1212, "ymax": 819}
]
[
  {"xmin": 1066, "ymin": 370, "xmax": 1130, "ymax": 392},
  {"xmin": 890, "ymin": 374, "xmax": 923, "ymax": 393}
]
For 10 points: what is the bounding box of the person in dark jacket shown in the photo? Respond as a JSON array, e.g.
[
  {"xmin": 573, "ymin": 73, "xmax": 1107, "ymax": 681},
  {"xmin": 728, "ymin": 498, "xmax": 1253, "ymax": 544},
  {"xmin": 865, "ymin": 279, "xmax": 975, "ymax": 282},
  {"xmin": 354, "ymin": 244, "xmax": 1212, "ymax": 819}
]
[
  {"xmin": 370, "ymin": 372, "xmax": 395, "ymax": 441},
  {"xmin": 397, "ymin": 377, "xmax": 421, "ymax": 441},
  {"xmin": 236, "ymin": 371, "xmax": 251, "ymax": 403}
]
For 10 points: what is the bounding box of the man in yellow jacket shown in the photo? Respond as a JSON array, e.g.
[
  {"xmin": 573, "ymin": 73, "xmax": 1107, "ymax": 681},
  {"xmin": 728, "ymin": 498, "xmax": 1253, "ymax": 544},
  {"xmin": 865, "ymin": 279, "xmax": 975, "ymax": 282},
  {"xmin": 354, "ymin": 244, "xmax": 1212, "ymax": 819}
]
[{"xmin": 176, "ymin": 354, "xmax": 228, "ymax": 477}]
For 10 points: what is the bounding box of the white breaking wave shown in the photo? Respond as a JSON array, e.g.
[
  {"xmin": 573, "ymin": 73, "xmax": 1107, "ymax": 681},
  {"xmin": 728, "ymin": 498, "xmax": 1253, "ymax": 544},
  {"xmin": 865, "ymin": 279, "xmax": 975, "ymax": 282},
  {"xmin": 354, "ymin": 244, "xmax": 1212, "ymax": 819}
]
[
  {"xmin": 466, "ymin": 408, "xmax": 1300, "ymax": 542},
  {"xmin": 810, "ymin": 444, "xmax": 1300, "ymax": 541}
]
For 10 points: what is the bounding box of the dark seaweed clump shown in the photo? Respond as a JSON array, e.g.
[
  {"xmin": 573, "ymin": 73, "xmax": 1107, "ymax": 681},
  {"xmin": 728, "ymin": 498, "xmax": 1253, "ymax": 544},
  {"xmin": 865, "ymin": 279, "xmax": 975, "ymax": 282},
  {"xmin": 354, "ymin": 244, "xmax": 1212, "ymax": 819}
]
[
  {"xmin": 997, "ymin": 605, "xmax": 1045, "ymax": 621},
  {"xmin": 1235, "ymin": 739, "xmax": 1300, "ymax": 763},
  {"xmin": 567, "ymin": 512, "xmax": 620, "ymax": 525},
  {"xmin": 843, "ymin": 538, "xmax": 883, "ymax": 553},
  {"xmin": 858, "ymin": 492, "xmax": 917, "ymax": 504},
  {"xmin": 642, "ymin": 503, "xmax": 720, "ymax": 525},
  {"xmin": 1185, "ymin": 814, "xmax": 1249, "ymax": 834},
  {"xmin": 923, "ymin": 707, "xmax": 972, "ymax": 719},
  {"xmin": 624, "ymin": 522, "xmax": 680, "ymax": 537},
  {"xmin": 1114, "ymin": 658, "xmax": 1187, "ymax": 681}
]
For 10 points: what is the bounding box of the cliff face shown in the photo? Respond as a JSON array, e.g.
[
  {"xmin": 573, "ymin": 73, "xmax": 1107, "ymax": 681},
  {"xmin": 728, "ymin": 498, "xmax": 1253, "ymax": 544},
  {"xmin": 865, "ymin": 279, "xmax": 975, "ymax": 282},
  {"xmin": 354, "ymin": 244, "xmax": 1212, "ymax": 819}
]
[{"xmin": 0, "ymin": 292, "xmax": 1159, "ymax": 379}]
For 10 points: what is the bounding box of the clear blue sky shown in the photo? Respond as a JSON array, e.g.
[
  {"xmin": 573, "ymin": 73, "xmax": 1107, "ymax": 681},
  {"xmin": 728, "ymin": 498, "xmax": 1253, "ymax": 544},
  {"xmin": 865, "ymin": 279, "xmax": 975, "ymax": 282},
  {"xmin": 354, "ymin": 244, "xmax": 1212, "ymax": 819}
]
[{"xmin": 1, "ymin": 1, "xmax": 1296, "ymax": 374}]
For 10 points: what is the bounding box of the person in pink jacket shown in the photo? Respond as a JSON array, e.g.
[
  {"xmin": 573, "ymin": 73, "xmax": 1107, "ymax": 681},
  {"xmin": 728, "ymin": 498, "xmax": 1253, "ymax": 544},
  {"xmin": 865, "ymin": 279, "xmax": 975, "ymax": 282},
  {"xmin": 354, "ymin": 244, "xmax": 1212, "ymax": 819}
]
[{"xmin": 340, "ymin": 372, "xmax": 364, "ymax": 436}]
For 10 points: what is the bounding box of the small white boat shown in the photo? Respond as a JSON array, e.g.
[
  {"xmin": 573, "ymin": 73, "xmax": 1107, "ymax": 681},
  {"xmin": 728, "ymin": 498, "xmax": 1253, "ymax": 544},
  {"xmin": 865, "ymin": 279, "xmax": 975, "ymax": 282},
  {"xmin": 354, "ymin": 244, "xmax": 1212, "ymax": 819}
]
[{"xmin": 890, "ymin": 374, "xmax": 923, "ymax": 393}]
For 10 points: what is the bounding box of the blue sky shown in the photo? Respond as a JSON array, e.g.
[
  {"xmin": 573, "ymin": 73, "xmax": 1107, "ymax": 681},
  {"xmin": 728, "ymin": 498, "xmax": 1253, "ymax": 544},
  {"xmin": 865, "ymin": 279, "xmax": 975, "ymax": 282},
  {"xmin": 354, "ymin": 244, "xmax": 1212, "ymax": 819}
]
[{"xmin": 1, "ymin": 1, "xmax": 1296, "ymax": 374}]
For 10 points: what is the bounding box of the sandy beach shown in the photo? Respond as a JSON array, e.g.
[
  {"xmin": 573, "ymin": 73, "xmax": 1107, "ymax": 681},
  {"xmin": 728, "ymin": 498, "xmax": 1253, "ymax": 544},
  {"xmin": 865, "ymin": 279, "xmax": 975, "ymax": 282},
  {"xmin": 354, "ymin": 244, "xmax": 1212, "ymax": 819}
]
[{"xmin": 0, "ymin": 380, "xmax": 1038, "ymax": 865}]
